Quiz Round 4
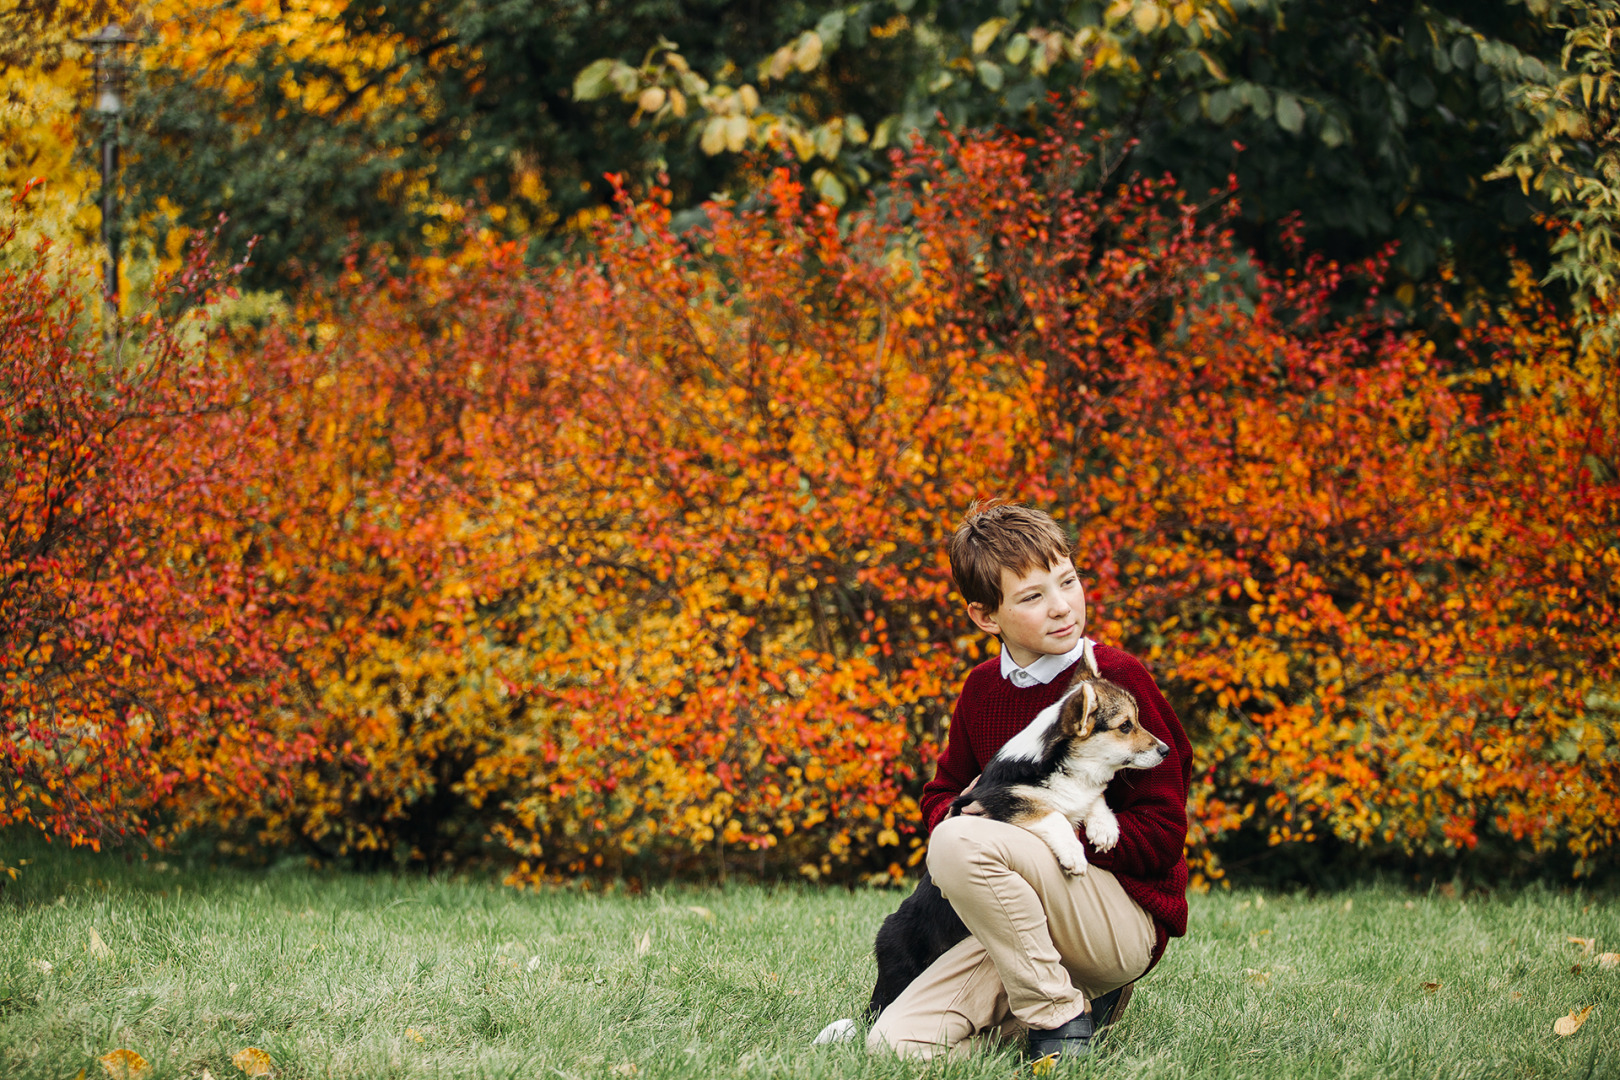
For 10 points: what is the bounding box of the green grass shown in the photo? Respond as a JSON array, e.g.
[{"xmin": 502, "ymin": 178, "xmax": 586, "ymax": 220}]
[{"xmin": 1, "ymin": 836, "xmax": 1616, "ymax": 1079}]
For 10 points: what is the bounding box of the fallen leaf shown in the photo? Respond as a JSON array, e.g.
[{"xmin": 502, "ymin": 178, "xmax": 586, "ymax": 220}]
[
  {"xmin": 29, "ymin": 958, "xmax": 52, "ymax": 974},
  {"xmin": 610, "ymin": 1063, "xmax": 638, "ymax": 1077},
  {"xmin": 1571, "ymin": 964, "xmax": 1583, "ymax": 974},
  {"xmin": 687, "ymin": 905, "xmax": 714, "ymax": 920},
  {"xmin": 200, "ymin": 1071, "xmax": 217, "ymax": 1080},
  {"xmin": 1568, "ymin": 936, "xmax": 1596, "ymax": 956},
  {"xmin": 1599, "ymin": 953, "xmax": 1619, "ymax": 971},
  {"xmin": 635, "ymin": 930, "xmax": 652, "ymax": 956},
  {"xmin": 231, "ymin": 1047, "xmax": 273, "ymax": 1076},
  {"xmin": 1342, "ymin": 898, "xmax": 1353, "ymax": 912},
  {"xmin": 1422, "ymin": 981, "xmax": 1441, "ymax": 992},
  {"xmin": 1553, "ymin": 1005, "xmax": 1593, "ymax": 1036},
  {"xmin": 1030, "ymin": 1053, "xmax": 1059, "ymax": 1076},
  {"xmin": 525, "ymin": 955, "xmax": 543, "ymax": 972},
  {"xmin": 1404, "ymin": 900, "xmax": 1416, "ymax": 910},
  {"xmin": 88, "ymin": 928, "xmax": 113, "ymax": 960},
  {"xmin": 1243, "ymin": 968, "xmax": 1271, "ymax": 986},
  {"xmin": 98, "ymin": 1049, "xmax": 150, "ymax": 1079},
  {"xmin": 405, "ymin": 1027, "xmax": 424, "ymax": 1044},
  {"xmin": 1438, "ymin": 883, "xmax": 1457, "ymax": 899}
]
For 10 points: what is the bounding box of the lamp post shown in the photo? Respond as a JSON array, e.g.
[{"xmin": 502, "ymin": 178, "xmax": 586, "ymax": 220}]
[{"xmin": 78, "ymin": 24, "xmax": 139, "ymax": 337}]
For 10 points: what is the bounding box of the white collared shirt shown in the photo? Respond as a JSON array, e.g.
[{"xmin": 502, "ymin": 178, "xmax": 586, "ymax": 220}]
[{"xmin": 999, "ymin": 637, "xmax": 1094, "ymax": 687}]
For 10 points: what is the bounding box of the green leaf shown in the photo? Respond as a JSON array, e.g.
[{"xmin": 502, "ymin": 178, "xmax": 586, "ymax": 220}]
[
  {"xmin": 977, "ymin": 61, "xmax": 1005, "ymax": 91},
  {"xmin": 816, "ymin": 11, "xmax": 845, "ymax": 51},
  {"xmin": 1275, "ymin": 92, "xmax": 1305, "ymax": 134},
  {"xmin": 812, "ymin": 168, "xmax": 847, "ymax": 206},
  {"xmin": 1005, "ymin": 33, "xmax": 1030, "ymax": 66},
  {"xmin": 573, "ymin": 58, "xmax": 618, "ymax": 102}
]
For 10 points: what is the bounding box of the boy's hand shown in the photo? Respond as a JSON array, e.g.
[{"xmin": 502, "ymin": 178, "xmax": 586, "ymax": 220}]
[{"xmin": 952, "ymin": 775, "xmax": 986, "ymax": 817}]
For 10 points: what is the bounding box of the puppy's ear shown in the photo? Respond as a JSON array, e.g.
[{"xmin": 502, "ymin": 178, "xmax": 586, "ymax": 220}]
[{"xmin": 1060, "ymin": 682, "xmax": 1099, "ymax": 738}]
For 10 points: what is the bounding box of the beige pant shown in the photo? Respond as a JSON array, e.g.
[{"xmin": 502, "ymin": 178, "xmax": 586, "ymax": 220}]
[{"xmin": 866, "ymin": 815, "xmax": 1155, "ymax": 1060}]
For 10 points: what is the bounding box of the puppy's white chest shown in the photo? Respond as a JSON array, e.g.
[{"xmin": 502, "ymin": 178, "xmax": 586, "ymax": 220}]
[{"xmin": 1042, "ymin": 768, "xmax": 1107, "ymax": 823}]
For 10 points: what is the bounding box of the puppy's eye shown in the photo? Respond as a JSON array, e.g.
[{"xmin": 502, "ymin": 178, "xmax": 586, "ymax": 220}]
[{"xmin": 1120, "ymin": 721, "xmax": 1134, "ymax": 733}]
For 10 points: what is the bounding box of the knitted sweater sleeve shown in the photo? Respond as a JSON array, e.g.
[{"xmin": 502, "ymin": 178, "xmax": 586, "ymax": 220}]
[
  {"xmin": 1080, "ymin": 651, "xmax": 1191, "ymax": 879},
  {"xmin": 921, "ymin": 673, "xmax": 985, "ymax": 833}
]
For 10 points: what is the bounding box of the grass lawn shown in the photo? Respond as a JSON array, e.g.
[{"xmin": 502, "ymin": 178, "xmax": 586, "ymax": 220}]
[{"xmin": 1, "ymin": 836, "xmax": 1616, "ymax": 1079}]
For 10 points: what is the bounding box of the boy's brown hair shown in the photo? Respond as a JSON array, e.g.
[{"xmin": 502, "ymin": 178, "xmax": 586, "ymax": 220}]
[{"xmin": 948, "ymin": 503, "xmax": 1073, "ymax": 612}]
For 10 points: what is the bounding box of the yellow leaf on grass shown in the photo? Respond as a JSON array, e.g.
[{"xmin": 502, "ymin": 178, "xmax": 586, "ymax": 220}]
[
  {"xmin": 1422, "ymin": 981, "xmax": 1441, "ymax": 992},
  {"xmin": 1243, "ymin": 968, "xmax": 1271, "ymax": 986},
  {"xmin": 1030, "ymin": 1052, "xmax": 1059, "ymax": 1075},
  {"xmin": 1553, "ymin": 1005, "xmax": 1594, "ymax": 1036},
  {"xmin": 88, "ymin": 928, "xmax": 113, "ymax": 960},
  {"xmin": 98, "ymin": 1049, "xmax": 150, "ymax": 1079},
  {"xmin": 635, "ymin": 930, "xmax": 652, "ymax": 955},
  {"xmin": 200, "ymin": 1070, "xmax": 217, "ymax": 1080},
  {"xmin": 610, "ymin": 1063, "xmax": 638, "ymax": 1077},
  {"xmin": 231, "ymin": 1047, "xmax": 274, "ymax": 1076},
  {"xmin": 1568, "ymin": 936, "xmax": 1596, "ymax": 955},
  {"xmin": 687, "ymin": 905, "xmax": 714, "ymax": 920},
  {"xmin": 1599, "ymin": 952, "xmax": 1619, "ymax": 970}
]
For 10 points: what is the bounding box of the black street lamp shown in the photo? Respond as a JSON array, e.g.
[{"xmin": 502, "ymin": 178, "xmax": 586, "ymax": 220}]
[{"xmin": 77, "ymin": 24, "xmax": 139, "ymax": 335}]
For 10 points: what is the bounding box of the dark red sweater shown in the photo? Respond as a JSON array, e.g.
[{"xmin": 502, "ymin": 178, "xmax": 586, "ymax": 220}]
[{"xmin": 921, "ymin": 644, "xmax": 1192, "ymax": 972}]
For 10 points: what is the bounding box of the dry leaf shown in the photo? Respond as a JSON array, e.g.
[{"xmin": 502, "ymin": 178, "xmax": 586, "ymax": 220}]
[
  {"xmin": 1572, "ymin": 964, "xmax": 1583, "ymax": 974},
  {"xmin": 88, "ymin": 928, "xmax": 113, "ymax": 960},
  {"xmin": 1553, "ymin": 1005, "xmax": 1593, "ymax": 1036},
  {"xmin": 231, "ymin": 1047, "xmax": 274, "ymax": 1076},
  {"xmin": 98, "ymin": 1049, "xmax": 150, "ymax": 1079},
  {"xmin": 1568, "ymin": 936, "xmax": 1596, "ymax": 955},
  {"xmin": 1422, "ymin": 981, "xmax": 1441, "ymax": 992},
  {"xmin": 525, "ymin": 955, "xmax": 543, "ymax": 972},
  {"xmin": 610, "ymin": 1063, "xmax": 638, "ymax": 1077},
  {"xmin": 200, "ymin": 1071, "xmax": 217, "ymax": 1080},
  {"xmin": 405, "ymin": 1027, "xmax": 425, "ymax": 1044},
  {"xmin": 1243, "ymin": 968, "xmax": 1271, "ymax": 986},
  {"xmin": 1599, "ymin": 952, "xmax": 1619, "ymax": 970},
  {"xmin": 29, "ymin": 958, "xmax": 52, "ymax": 974},
  {"xmin": 1342, "ymin": 898, "xmax": 1353, "ymax": 912},
  {"xmin": 1029, "ymin": 1053, "xmax": 1059, "ymax": 1076},
  {"xmin": 635, "ymin": 930, "xmax": 652, "ymax": 956},
  {"xmin": 687, "ymin": 905, "xmax": 714, "ymax": 921}
]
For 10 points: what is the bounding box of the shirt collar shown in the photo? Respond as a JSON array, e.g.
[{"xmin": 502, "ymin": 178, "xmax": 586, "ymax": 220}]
[{"xmin": 999, "ymin": 637, "xmax": 1094, "ymax": 688}]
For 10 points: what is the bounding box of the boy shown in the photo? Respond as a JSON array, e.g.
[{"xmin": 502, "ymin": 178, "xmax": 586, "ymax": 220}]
[{"xmin": 867, "ymin": 503, "xmax": 1191, "ymax": 1060}]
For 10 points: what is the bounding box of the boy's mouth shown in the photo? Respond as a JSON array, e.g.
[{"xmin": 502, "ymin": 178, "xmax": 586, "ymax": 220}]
[{"xmin": 1048, "ymin": 623, "xmax": 1077, "ymax": 639}]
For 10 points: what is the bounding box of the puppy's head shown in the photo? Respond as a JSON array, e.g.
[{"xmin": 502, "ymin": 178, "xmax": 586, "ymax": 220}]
[{"xmin": 1057, "ymin": 678, "xmax": 1170, "ymax": 770}]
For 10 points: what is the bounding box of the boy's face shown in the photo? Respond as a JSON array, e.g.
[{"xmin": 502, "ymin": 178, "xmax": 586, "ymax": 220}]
[{"xmin": 966, "ymin": 557, "xmax": 1087, "ymax": 669}]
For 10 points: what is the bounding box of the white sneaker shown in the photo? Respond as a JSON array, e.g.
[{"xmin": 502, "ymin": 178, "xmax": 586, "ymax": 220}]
[{"xmin": 812, "ymin": 1018, "xmax": 858, "ymax": 1045}]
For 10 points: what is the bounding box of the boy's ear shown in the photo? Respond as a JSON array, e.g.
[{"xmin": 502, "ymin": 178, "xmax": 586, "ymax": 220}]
[{"xmin": 966, "ymin": 602, "xmax": 1001, "ymax": 637}]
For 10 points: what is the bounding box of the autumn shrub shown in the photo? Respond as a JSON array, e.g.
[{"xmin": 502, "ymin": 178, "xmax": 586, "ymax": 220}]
[
  {"xmin": 0, "ymin": 219, "xmax": 308, "ymax": 853},
  {"xmin": 8, "ymin": 116, "xmax": 1615, "ymax": 883}
]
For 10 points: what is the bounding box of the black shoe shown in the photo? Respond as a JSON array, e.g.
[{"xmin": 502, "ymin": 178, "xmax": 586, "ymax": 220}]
[
  {"xmin": 1026, "ymin": 1011, "xmax": 1096, "ymax": 1060},
  {"xmin": 1090, "ymin": 983, "xmax": 1132, "ymax": 1029},
  {"xmin": 1025, "ymin": 984, "xmax": 1132, "ymax": 1060}
]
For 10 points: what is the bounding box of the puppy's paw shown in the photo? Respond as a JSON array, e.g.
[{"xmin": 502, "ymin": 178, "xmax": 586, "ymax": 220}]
[
  {"xmin": 1054, "ymin": 838, "xmax": 1090, "ymax": 876},
  {"xmin": 1085, "ymin": 813, "xmax": 1120, "ymax": 852}
]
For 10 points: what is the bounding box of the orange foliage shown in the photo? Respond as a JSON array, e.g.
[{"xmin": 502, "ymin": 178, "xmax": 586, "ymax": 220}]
[{"xmin": 5, "ymin": 116, "xmax": 1615, "ymax": 881}]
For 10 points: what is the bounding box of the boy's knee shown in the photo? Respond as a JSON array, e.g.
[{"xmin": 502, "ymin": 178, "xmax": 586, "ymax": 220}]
[{"xmin": 926, "ymin": 815, "xmax": 997, "ymax": 894}]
